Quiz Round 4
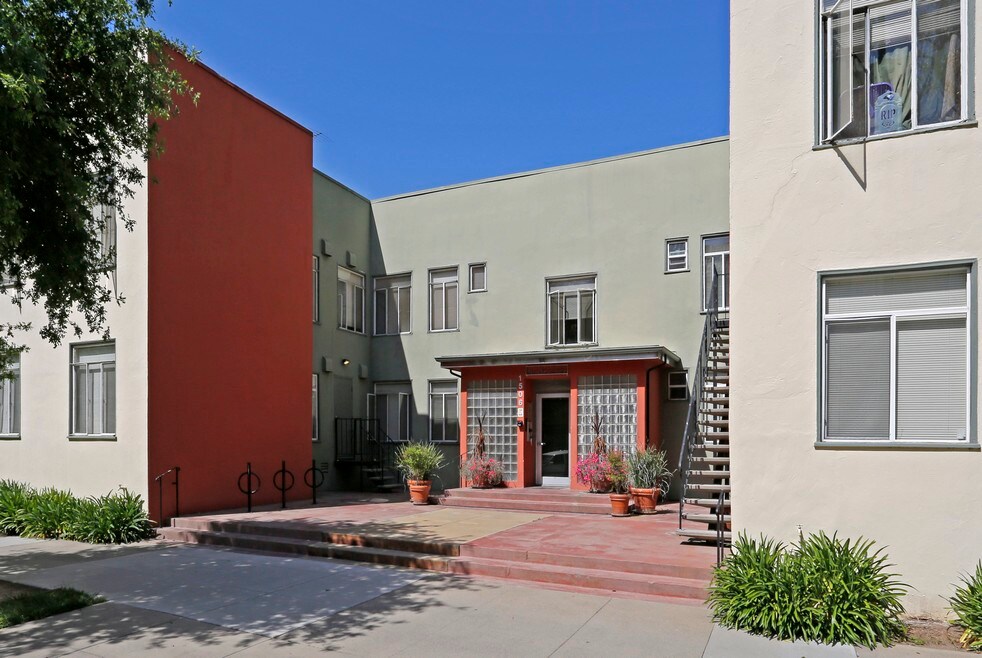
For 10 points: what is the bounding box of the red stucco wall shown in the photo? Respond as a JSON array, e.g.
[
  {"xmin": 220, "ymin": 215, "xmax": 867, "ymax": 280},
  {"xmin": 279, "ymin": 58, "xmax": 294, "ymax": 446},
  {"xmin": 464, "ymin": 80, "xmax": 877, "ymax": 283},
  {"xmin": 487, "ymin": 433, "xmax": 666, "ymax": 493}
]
[{"xmin": 147, "ymin": 54, "xmax": 313, "ymax": 521}]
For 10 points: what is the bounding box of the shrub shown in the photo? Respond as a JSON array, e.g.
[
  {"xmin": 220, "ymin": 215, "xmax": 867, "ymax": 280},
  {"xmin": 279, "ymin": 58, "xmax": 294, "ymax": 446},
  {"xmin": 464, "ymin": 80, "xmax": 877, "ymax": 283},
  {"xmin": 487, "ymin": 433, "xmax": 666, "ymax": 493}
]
[
  {"xmin": 460, "ymin": 454, "xmax": 503, "ymax": 488},
  {"xmin": 575, "ymin": 452, "xmax": 611, "ymax": 492},
  {"xmin": 607, "ymin": 450, "xmax": 629, "ymax": 494},
  {"xmin": 951, "ymin": 561, "xmax": 982, "ymax": 651},
  {"xmin": 394, "ymin": 441, "xmax": 447, "ymax": 481},
  {"xmin": 19, "ymin": 488, "xmax": 77, "ymax": 539},
  {"xmin": 0, "ymin": 587, "xmax": 103, "ymax": 629},
  {"xmin": 0, "ymin": 480, "xmax": 31, "ymax": 535},
  {"xmin": 626, "ymin": 448, "xmax": 673, "ymax": 492},
  {"xmin": 708, "ymin": 532, "xmax": 907, "ymax": 649},
  {"xmin": 69, "ymin": 489, "xmax": 155, "ymax": 544}
]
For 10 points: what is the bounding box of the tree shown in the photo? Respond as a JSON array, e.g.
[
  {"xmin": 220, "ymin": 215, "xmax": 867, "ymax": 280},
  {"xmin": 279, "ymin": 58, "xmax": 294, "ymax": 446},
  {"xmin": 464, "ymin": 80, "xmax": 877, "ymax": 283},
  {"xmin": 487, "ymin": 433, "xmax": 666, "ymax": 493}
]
[{"xmin": 0, "ymin": 0, "xmax": 195, "ymax": 373}]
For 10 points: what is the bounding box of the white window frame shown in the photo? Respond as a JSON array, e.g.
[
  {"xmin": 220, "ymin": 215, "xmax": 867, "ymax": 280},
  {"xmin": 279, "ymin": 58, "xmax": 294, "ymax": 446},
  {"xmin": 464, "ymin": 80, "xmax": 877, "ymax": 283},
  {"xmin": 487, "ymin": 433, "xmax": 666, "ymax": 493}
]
[
  {"xmin": 374, "ymin": 273, "xmax": 412, "ymax": 336},
  {"xmin": 0, "ymin": 356, "xmax": 21, "ymax": 438},
  {"xmin": 96, "ymin": 204, "xmax": 117, "ymax": 269},
  {"xmin": 368, "ymin": 383, "xmax": 412, "ymax": 442},
  {"xmin": 818, "ymin": 0, "xmax": 969, "ymax": 144},
  {"xmin": 702, "ymin": 234, "xmax": 730, "ymax": 312},
  {"xmin": 312, "ymin": 373, "xmax": 320, "ymax": 442},
  {"xmin": 667, "ymin": 370, "xmax": 689, "ymax": 401},
  {"xmin": 820, "ymin": 266, "xmax": 972, "ymax": 445},
  {"xmin": 70, "ymin": 341, "xmax": 116, "ymax": 438},
  {"xmin": 337, "ymin": 266, "xmax": 366, "ymax": 334},
  {"xmin": 666, "ymin": 238, "xmax": 689, "ymax": 273},
  {"xmin": 429, "ymin": 380, "xmax": 460, "ymax": 443},
  {"xmin": 546, "ymin": 275, "xmax": 598, "ymax": 347},
  {"xmin": 468, "ymin": 263, "xmax": 487, "ymax": 293},
  {"xmin": 428, "ymin": 267, "xmax": 459, "ymax": 333},
  {"xmin": 313, "ymin": 256, "xmax": 320, "ymax": 324}
]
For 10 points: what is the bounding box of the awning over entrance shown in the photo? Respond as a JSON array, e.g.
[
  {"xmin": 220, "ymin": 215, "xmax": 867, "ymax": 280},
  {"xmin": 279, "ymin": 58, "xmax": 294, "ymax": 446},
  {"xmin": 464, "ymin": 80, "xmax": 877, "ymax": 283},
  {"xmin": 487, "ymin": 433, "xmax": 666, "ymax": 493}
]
[{"xmin": 435, "ymin": 345, "xmax": 681, "ymax": 370}]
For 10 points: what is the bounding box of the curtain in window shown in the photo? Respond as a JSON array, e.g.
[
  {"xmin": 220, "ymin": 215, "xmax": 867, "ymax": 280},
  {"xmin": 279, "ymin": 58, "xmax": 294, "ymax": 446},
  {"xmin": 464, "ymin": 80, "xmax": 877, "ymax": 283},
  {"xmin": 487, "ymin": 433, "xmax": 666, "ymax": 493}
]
[
  {"xmin": 917, "ymin": 0, "xmax": 961, "ymax": 125},
  {"xmin": 896, "ymin": 317, "xmax": 966, "ymax": 440},
  {"xmin": 869, "ymin": 1, "xmax": 913, "ymax": 133}
]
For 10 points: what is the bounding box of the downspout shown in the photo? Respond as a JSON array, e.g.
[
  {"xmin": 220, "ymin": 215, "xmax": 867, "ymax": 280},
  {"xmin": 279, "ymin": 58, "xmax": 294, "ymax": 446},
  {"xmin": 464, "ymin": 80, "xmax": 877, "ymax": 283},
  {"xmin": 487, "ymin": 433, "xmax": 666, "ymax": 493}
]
[{"xmin": 644, "ymin": 363, "xmax": 661, "ymax": 447}]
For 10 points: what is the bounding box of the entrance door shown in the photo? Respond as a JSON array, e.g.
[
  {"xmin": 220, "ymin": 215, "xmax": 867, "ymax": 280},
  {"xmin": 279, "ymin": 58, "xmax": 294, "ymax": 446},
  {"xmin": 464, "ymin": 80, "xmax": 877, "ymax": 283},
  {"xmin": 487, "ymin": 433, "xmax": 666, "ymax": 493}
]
[{"xmin": 537, "ymin": 394, "xmax": 570, "ymax": 487}]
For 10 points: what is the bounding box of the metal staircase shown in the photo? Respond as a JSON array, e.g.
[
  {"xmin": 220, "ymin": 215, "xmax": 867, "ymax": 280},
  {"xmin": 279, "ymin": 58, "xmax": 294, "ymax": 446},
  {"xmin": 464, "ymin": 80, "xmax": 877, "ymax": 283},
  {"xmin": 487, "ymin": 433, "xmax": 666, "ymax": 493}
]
[
  {"xmin": 334, "ymin": 418, "xmax": 404, "ymax": 493},
  {"xmin": 678, "ymin": 269, "xmax": 731, "ymax": 544}
]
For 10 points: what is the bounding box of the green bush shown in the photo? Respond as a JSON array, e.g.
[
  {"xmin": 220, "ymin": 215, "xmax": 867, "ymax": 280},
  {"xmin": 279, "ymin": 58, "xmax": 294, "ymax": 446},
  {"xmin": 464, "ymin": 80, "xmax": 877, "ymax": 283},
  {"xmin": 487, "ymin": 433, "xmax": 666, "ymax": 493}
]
[
  {"xmin": 0, "ymin": 587, "xmax": 102, "ymax": 629},
  {"xmin": 0, "ymin": 480, "xmax": 153, "ymax": 544},
  {"xmin": 19, "ymin": 488, "xmax": 77, "ymax": 539},
  {"xmin": 626, "ymin": 447, "xmax": 673, "ymax": 492},
  {"xmin": 708, "ymin": 532, "xmax": 907, "ymax": 649},
  {"xmin": 951, "ymin": 561, "xmax": 982, "ymax": 651},
  {"xmin": 0, "ymin": 479, "xmax": 31, "ymax": 535},
  {"xmin": 394, "ymin": 441, "xmax": 447, "ymax": 481}
]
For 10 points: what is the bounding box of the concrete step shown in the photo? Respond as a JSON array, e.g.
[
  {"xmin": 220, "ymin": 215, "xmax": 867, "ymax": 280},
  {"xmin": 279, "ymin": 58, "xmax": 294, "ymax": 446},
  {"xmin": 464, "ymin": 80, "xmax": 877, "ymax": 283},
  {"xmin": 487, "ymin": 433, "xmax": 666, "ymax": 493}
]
[
  {"xmin": 684, "ymin": 497, "xmax": 731, "ymax": 508},
  {"xmin": 449, "ymin": 557, "xmax": 709, "ymax": 601},
  {"xmin": 682, "ymin": 513, "xmax": 732, "ymax": 524},
  {"xmin": 697, "ymin": 431, "xmax": 729, "ymax": 440},
  {"xmin": 701, "ymin": 408, "xmax": 729, "ymax": 418},
  {"xmin": 159, "ymin": 528, "xmax": 453, "ymax": 571},
  {"xmin": 693, "ymin": 442, "xmax": 729, "ymax": 453},
  {"xmin": 442, "ymin": 488, "xmax": 604, "ymax": 505},
  {"xmin": 438, "ymin": 495, "xmax": 610, "ymax": 515},
  {"xmin": 458, "ymin": 544, "xmax": 714, "ymax": 581},
  {"xmin": 677, "ymin": 528, "xmax": 732, "ymax": 542},
  {"xmin": 701, "ymin": 395, "xmax": 730, "ymax": 405},
  {"xmin": 686, "ymin": 469, "xmax": 730, "ymax": 478},
  {"xmin": 686, "ymin": 483, "xmax": 731, "ymax": 493},
  {"xmin": 690, "ymin": 456, "xmax": 730, "ymax": 466},
  {"xmin": 701, "ymin": 419, "xmax": 730, "ymax": 429}
]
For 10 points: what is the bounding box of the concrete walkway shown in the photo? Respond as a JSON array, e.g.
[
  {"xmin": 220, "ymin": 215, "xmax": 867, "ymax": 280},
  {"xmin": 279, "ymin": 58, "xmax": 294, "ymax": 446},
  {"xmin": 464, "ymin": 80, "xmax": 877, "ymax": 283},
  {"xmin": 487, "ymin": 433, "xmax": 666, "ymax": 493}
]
[{"xmin": 0, "ymin": 537, "xmax": 963, "ymax": 657}]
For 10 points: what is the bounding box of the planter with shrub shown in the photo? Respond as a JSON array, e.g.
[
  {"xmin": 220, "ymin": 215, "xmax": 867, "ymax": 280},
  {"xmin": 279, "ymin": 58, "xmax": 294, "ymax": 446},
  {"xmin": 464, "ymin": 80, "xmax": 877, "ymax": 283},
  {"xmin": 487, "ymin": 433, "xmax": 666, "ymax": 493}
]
[
  {"xmin": 708, "ymin": 531, "xmax": 908, "ymax": 649},
  {"xmin": 606, "ymin": 450, "xmax": 631, "ymax": 517},
  {"xmin": 950, "ymin": 560, "xmax": 982, "ymax": 651},
  {"xmin": 460, "ymin": 454, "xmax": 503, "ymax": 488},
  {"xmin": 626, "ymin": 448, "xmax": 672, "ymax": 514},
  {"xmin": 0, "ymin": 480, "xmax": 154, "ymax": 544},
  {"xmin": 575, "ymin": 452, "xmax": 612, "ymax": 493},
  {"xmin": 394, "ymin": 442, "xmax": 447, "ymax": 505}
]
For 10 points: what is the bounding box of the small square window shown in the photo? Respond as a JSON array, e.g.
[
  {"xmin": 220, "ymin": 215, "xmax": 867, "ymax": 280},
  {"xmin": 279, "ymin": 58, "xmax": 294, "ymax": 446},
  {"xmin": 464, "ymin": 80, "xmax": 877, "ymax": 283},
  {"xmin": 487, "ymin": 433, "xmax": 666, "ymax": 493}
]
[
  {"xmin": 668, "ymin": 371, "xmax": 688, "ymax": 401},
  {"xmin": 469, "ymin": 263, "xmax": 487, "ymax": 293},
  {"xmin": 666, "ymin": 239, "xmax": 688, "ymax": 272}
]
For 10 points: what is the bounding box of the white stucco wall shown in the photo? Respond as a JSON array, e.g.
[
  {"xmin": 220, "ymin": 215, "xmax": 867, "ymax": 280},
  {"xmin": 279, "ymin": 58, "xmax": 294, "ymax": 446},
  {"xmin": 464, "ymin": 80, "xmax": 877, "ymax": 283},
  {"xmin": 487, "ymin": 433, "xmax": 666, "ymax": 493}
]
[
  {"xmin": 730, "ymin": 1, "xmax": 982, "ymax": 617},
  {"xmin": 0, "ymin": 170, "xmax": 149, "ymax": 502}
]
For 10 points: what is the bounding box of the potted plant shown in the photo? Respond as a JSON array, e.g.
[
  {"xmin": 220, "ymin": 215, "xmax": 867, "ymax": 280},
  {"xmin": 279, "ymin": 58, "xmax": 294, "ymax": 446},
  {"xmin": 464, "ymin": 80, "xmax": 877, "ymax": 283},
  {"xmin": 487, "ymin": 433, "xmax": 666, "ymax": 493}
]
[
  {"xmin": 627, "ymin": 447, "xmax": 672, "ymax": 514},
  {"xmin": 394, "ymin": 442, "xmax": 447, "ymax": 505},
  {"xmin": 575, "ymin": 452, "xmax": 612, "ymax": 493},
  {"xmin": 460, "ymin": 453, "xmax": 504, "ymax": 488},
  {"xmin": 607, "ymin": 450, "xmax": 631, "ymax": 517}
]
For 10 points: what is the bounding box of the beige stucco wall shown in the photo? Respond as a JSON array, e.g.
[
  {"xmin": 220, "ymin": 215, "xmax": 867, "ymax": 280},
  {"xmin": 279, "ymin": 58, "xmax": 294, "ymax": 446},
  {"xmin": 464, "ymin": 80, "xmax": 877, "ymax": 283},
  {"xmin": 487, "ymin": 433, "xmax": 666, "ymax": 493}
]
[
  {"xmin": 370, "ymin": 139, "xmax": 730, "ymax": 489},
  {"xmin": 0, "ymin": 166, "xmax": 150, "ymax": 502},
  {"xmin": 730, "ymin": 1, "xmax": 982, "ymax": 617}
]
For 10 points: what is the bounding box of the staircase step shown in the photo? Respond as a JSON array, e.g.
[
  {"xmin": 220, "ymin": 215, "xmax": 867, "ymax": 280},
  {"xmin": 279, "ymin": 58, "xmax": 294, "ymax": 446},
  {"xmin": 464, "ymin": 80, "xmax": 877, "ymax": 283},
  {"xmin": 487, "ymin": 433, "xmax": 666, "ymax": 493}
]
[
  {"xmin": 686, "ymin": 483, "xmax": 731, "ymax": 493},
  {"xmin": 677, "ymin": 528, "xmax": 732, "ymax": 542},
  {"xmin": 697, "ymin": 431, "xmax": 728, "ymax": 440},
  {"xmin": 687, "ymin": 469, "xmax": 730, "ymax": 478},
  {"xmin": 701, "ymin": 396, "xmax": 730, "ymax": 405},
  {"xmin": 701, "ymin": 409, "xmax": 729, "ymax": 418},
  {"xmin": 701, "ymin": 420, "xmax": 729, "ymax": 429},
  {"xmin": 438, "ymin": 495, "xmax": 610, "ymax": 515},
  {"xmin": 690, "ymin": 456, "xmax": 730, "ymax": 465},
  {"xmin": 682, "ymin": 513, "xmax": 732, "ymax": 523},
  {"xmin": 684, "ymin": 497, "xmax": 731, "ymax": 508},
  {"xmin": 693, "ymin": 443, "xmax": 730, "ymax": 453},
  {"xmin": 449, "ymin": 557, "xmax": 709, "ymax": 601},
  {"xmin": 159, "ymin": 528, "xmax": 454, "ymax": 571}
]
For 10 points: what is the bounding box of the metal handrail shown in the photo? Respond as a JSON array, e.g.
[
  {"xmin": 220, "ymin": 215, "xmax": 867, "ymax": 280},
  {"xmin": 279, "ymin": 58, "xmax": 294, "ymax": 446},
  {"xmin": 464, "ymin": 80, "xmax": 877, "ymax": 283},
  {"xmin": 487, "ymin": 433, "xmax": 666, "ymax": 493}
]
[
  {"xmin": 678, "ymin": 267, "xmax": 725, "ymax": 533},
  {"xmin": 153, "ymin": 466, "xmax": 180, "ymax": 526}
]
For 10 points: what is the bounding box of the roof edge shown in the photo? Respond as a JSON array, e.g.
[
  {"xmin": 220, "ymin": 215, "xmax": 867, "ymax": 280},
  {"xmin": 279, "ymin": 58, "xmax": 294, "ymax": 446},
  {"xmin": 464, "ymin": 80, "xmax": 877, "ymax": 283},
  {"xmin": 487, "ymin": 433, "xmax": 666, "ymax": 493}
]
[
  {"xmin": 372, "ymin": 135, "xmax": 729, "ymax": 203},
  {"xmin": 313, "ymin": 168, "xmax": 372, "ymax": 203},
  {"xmin": 436, "ymin": 345, "xmax": 682, "ymax": 369}
]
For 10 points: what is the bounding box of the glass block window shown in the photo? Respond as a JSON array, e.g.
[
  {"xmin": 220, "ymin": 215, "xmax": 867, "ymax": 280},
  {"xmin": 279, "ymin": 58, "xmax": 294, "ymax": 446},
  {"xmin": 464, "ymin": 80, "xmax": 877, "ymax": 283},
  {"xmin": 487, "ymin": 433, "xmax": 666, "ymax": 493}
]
[
  {"xmin": 577, "ymin": 375, "xmax": 638, "ymax": 457},
  {"xmin": 466, "ymin": 379, "xmax": 518, "ymax": 481}
]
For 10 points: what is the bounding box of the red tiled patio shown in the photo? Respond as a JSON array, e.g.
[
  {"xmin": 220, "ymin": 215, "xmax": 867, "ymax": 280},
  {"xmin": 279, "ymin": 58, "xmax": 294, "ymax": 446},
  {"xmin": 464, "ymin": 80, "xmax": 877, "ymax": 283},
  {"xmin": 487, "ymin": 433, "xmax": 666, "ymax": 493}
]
[{"xmin": 159, "ymin": 491, "xmax": 718, "ymax": 605}]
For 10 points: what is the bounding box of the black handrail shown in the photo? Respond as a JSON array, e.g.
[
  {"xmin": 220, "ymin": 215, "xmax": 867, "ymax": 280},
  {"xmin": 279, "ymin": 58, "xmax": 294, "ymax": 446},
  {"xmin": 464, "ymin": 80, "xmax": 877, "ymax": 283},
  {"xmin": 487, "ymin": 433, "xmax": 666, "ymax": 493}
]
[
  {"xmin": 153, "ymin": 466, "xmax": 180, "ymax": 526},
  {"xmin": 335, "ymin": 417, "xmax": 404, "ymax": 492},
  {"xmin": 716, "ymin": 489, "xmax": 726, "ymax": 566}
]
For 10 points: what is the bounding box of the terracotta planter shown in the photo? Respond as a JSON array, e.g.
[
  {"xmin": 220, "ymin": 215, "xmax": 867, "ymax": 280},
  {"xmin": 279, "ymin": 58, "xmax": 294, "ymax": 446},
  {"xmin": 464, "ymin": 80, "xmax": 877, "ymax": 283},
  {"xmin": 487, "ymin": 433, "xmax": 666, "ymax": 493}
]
[
  {"xmin": 408, "ymin": 479, "xmax": 432, "ymax": 505},
  {"xmin": 609, "ymin": 492, "xmax": 631, "ymax": 517},
  {"xmin": 630, "ymin": 487, "xmax": 660, "ymax": 514}
]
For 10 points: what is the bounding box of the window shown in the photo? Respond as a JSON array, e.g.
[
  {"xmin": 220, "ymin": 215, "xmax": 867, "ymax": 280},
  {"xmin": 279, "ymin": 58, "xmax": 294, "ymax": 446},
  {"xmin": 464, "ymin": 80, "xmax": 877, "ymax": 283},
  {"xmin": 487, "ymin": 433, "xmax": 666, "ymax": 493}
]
[
  {"xmin": 666, "ymin": 239, "xmax": 689, "ymax": 272},
  {"xmin": 71, "ymin": 342, "xmax": 116, "ymax": 437},
  {"xmin": 95, "ymin": 205, "xmax": 117, "ymax": 268},
  {"xmin": 0, "ymin": 356, "xmax": 21, "ymax": 437},
  {"xmin": 668, "ymin": 371, "xmax": 688, "ymax": 401},
  {"xmin": 469, "ymin": 263, "xmax": 487, "ymax": 293},
  {"xmin": 819, "ymin": 0, "xmax": 966, "ymax": 142},
  {"xmin": 313, "ymin": 256, "xmax": 320, "ymax": 324},
  {"xmin": 821, "ymin": 266, "xmax": 970, "ymax": 443},
  {"xmin": 467, "ymin": 379, "xmax": 518, "ymax": 480},
  {"xmin": 337, "ymin": 266, "xmax": 365, "ymax": 333},
  {"xmin": 429, "ymin": 380, "xmax": 459, "ymax": 442},
  {"xmin": 577, "ymin": 375, "xmax": 638, "ymax": 456},
  {"xmin": 370, "ymin": 383, "xmax": 412, "ymax": 441},
  {"xmin": 312, "ymin": 374, "xmax": 319, "ymax": 442},
  {"xmin": 429, "ymin": 267, "xmax": 458, "ymax": 332},
  {"xmin": 702, "ymin": 235, "xmax": 730, "ymax": 312},
  {"xmin": 547, "ymin": 276, "xmax": 597, "ymax": 346},
  {"xmin": 374, "ymin": 274, "xmax": 411, "ymax": 335}
]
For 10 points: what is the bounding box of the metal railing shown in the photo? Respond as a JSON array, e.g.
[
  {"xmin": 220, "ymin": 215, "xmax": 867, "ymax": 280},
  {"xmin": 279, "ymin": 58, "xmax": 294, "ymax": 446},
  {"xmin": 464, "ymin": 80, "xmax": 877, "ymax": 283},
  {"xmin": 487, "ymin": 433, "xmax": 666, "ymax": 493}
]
[
  {"xmin": 678, "ymin": 267, "xmax": 729, "ymax": 541},
  {"xmin": 153, "ymin": 466, "xmax": 180, "ymax": 526},
  {"xmin": 335, "ymin": 417, "xmax": 402, "ymax": 491}
]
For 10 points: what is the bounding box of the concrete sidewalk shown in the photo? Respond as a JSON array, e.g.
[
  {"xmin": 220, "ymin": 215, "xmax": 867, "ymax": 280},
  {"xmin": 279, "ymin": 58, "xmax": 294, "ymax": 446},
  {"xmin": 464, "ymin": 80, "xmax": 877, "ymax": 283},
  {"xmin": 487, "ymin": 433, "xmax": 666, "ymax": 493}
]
[{"xmin": 0, "ymin": 537, "xmax": 963, "ymax": 657}]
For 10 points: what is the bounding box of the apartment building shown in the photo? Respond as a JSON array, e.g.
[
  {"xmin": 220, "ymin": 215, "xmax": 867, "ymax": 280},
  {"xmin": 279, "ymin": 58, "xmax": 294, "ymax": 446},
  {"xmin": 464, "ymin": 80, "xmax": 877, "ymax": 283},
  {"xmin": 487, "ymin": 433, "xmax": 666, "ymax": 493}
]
[{"xmin": 730, "ymin": 0, "xmax": 980, "ymax": 615}]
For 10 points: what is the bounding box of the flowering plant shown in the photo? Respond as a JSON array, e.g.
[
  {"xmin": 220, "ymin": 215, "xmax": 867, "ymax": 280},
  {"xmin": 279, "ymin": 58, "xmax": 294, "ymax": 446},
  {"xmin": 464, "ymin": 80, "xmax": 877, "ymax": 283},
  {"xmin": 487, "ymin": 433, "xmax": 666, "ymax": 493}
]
[
  {"xmin": 460, "ymin": 454, "xmax": 504, "ymax": 488},
  {"xmin": 575, "ymin": 452, "xmax": 612, "ymax": 493}
]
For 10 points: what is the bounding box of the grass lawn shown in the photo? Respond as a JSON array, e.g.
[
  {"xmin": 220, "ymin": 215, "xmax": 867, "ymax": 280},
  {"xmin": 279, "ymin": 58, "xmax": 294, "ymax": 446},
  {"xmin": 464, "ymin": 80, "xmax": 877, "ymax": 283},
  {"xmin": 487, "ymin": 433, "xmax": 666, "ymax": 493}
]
[{"xmin": 0, "ymin": 585, "xmax": 103, "ymax": 629}]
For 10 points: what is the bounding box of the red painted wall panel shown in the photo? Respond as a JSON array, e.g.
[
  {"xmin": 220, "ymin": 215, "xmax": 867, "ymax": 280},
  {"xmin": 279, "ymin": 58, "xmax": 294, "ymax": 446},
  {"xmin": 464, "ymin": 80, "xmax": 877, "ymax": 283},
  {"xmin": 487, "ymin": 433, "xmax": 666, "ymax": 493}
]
[{"xmin": 147, "ymin": 55, "xmax": 313, "ymax": 521}]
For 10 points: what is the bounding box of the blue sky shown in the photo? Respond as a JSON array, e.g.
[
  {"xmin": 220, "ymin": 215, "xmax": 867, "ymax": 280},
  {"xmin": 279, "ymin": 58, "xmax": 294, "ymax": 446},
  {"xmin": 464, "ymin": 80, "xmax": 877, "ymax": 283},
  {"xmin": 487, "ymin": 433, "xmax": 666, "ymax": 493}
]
[{"xmin": 152, "ymin": 2, "xmax": 730, "ymax": 199}]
